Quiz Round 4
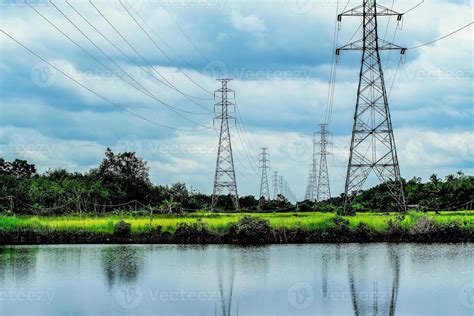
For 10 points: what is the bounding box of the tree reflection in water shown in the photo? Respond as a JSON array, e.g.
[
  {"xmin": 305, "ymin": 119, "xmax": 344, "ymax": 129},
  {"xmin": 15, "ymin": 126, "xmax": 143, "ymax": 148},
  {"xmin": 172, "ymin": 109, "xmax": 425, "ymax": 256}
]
[
  {"xmin": 0, "ymin": 246, "xmax": 39, "ymax": 283},
  {"xmin": 100, "ymin": 245, "xmax": 145, "ymax": 287}
]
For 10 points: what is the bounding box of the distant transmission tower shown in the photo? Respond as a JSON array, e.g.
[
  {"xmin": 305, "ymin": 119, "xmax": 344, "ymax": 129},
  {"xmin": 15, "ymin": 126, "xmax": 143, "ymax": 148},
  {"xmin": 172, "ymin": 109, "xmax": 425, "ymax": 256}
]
[
  {"xmin": 337, "ymin": 1, "xmax": 406, "ymax": 211},
  {"xmin": 317, "ymin": 123, "xmax": 332, "ymax": 201},
  {"xmin": 304, "ymin": 163, "xmax": 314, "ymax": 201},
  {"xmin": 258, "ymin": 148, "xmax": 271, "ymax": 200},
  {"xmin": 273, "ymin": 171, "xmax": 279, "ymax": 200},
  {"xmin": 212, "ymin": 79, "xmax": 239, "ymax": 210},
  {"xmin": 305, "ymin": 132, "xmax": 318, "ymax": 201},
  {"xmin": 279, "ymin": 176, "xmax": 285, "ymax": 198}
]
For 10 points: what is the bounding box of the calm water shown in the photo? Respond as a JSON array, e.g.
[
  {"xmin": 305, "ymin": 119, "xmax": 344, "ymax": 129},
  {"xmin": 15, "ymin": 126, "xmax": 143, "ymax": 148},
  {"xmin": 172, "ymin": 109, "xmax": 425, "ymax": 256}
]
[{"xmin": 0, "ymin": 243, "xmax": 473, "ymax": 315}]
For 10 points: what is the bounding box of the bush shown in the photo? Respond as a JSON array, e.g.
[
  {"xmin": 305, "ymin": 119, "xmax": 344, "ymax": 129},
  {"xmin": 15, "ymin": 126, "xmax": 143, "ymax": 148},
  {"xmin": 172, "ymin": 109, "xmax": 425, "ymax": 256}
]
[
  {"xmin": 113, "ymin": 221, "xmax": 131, "ymax": 236},
  {"xmin": 230, "ymin": 216, "xmax": 271, "ymax": 244},
  {"xmin": 174, "ymin": 220, "xmax": 211, "ymax": 243},
  {"xmin": 409, "ymin": 216, "xmax": 438, "ymax": 235},
  {"xmin": 331, "ymin": 215, "xmax": 350, "ymax": 232},
  {"xmin": 386, "ymin": 215, "xmax": 406, "ymax": 235},
  {"xmin": 353, "ymin": 222, "xmax": 375, "ymax": 238}
]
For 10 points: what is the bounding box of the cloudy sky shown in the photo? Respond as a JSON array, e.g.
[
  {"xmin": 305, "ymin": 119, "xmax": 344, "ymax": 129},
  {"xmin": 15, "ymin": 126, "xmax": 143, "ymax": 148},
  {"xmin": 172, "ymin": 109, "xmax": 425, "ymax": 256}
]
[{"xmin": 0, "ymin": 0, "xmax": 472, "ymax": 199}]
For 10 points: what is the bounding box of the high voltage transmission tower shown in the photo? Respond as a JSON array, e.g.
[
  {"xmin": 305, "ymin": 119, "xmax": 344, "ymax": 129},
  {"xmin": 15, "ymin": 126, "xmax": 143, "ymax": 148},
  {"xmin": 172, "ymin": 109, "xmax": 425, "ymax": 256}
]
[
  {"xmin": 337, "ymin": 0, "xmax": 407, "ymax": 212},
  {"xmin": 258, "ymin": 148, "xmax": 271, "ymax": 201},
  {"xmin": 273, "ymin": 171, "xmax": 279, "ymax": 200},
  {"xmin": 304, "ymin": 163, "xmax": 314, "ymax": 201},
  {"xmin": 305, "ymin": 132, "xmax": 318, "ymax": 202},
  {"xmin": 279, "ymin": 176, "xmax": 285, "ymax": 198},
  {"xmin": 316, "ymin": 123, "xmax": 332, "ymax": 201},
  {"xmin": 212, "ymin": 79, "xmax": 239, "ymax": 210}
]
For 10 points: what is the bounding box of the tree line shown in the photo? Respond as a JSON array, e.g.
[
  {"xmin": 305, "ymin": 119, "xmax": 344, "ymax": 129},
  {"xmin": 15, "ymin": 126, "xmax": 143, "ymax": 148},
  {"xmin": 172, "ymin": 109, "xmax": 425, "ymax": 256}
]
[{"xmin": 0, "ymin": 149, "xmax": 472, "ymax": 214}]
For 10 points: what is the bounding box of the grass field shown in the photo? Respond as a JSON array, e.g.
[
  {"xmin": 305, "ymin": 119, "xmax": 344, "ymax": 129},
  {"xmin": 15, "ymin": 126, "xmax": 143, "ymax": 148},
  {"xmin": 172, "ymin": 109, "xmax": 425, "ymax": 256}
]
[{"xmin": 0, "ymin": 211, "xmax": 473, "ymax": 234}]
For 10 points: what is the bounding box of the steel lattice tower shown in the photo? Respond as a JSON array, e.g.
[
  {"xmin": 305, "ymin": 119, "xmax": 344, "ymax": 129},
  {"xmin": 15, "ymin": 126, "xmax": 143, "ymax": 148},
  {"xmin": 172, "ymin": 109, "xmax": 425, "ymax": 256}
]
[
  {"xmin": 279, "ymin": 176, "xmax": 284, "ymax": 198},
  {"xmin": 337, "ymin": 0, "xmax": 406, "ymax": 211},
  {"xmin": 258, "ymin": 148, "xmax": 271, "ymax": 200},
  {"xmin": 304, "ymin": 162, "xmax": 314, "ymax": 201},
  {"xmin": 305, "ymin": 132, "xmax": 318, "ymax": 201},
  {"xmin": 272, "ymin": 171, "xmax": 279, "ymax": 200},
  {"xmin": 317, "ymin": 124, "xmax": 332, "ymax": 201},
  {"xmin": 212, "ymin": 79, "xmax": 239, "ymax": 210}
]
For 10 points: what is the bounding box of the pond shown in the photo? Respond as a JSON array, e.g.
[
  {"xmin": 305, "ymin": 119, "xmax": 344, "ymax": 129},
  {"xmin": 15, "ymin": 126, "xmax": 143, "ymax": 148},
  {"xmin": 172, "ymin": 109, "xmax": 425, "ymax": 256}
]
[{"xmin": 0, "ymin": 243, "xmax": 473, "ymax": 315}]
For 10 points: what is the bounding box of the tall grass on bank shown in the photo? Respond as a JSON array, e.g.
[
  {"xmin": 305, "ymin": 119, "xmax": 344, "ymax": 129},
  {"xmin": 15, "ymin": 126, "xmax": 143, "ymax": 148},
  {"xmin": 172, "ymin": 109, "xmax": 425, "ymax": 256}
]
[{"xmin": 0, "ymin": 211, "xmax": 472, "ymax": 235}]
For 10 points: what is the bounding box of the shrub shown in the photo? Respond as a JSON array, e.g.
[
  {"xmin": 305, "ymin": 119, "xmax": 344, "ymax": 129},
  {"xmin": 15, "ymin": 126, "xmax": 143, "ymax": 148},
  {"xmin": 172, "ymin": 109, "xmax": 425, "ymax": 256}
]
[
  {"xmin": 354, "ymin": 222, "xmax": 375, "ymax": 238},
  {"xmin": 387, "ymin": 215, "xmax": 406, "ymax": 235},
  {"xmin": 174, "ymin": 220, "xmax": 211, "ymax": 243},
  {"xmin": 230, "ymin": 216, "xmax": 271, "ymax": 244},
  {"xmin": 409, "ymin": 216, "xmax": 438, "ymax": 235},
  {"xmin": 113, "ymin": 221, "xmax": 131, "ymax": 236},
  {"xmin": 332, "ymin": 215, "xmax": 349, "ymax": 228}
]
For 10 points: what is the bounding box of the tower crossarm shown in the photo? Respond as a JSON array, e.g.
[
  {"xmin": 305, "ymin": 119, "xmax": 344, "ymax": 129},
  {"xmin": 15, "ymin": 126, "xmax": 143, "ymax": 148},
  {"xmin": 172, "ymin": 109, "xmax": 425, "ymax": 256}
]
[{"xmin": 338, "ymin": 3, "xmax": 403, "ymax": 20}]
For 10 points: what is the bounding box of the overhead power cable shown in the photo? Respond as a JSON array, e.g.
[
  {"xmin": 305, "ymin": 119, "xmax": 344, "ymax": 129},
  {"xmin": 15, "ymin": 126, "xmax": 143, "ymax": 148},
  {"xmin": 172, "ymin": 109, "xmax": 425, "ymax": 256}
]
[
  {"xmin": 159, "ymin": 3, "xmax": 211, "ymax": 65},
  {"xmin": 65, "ymin": 0, "xmax": 213, "ymax": 113},
  {"xmin": 28, "ymin": 1, "xmax": 212, "ymax": 129},
  {"xmin": 88, "ymin": 1, "xmax": 213, "ymax": 105},
  {"xmin": 130, "ymin": 7, "xmax": 213, "ymax": 101},
  {"xmin": 407, "ymin": 22, "xmax": 473, "ymax": 50},
  {"xmin": 0, "ymin": 30, "xmax": 209, "ymax": 132},
  {"xmin": 118, "ymin": 0, "xmax": 214, "ymax": 96}
]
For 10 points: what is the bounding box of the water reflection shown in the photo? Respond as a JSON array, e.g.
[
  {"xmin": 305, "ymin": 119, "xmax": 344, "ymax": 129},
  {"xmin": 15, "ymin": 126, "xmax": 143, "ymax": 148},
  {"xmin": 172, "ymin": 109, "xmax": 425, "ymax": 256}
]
[
  {"xmin": 100, "ymin": 245, "xmax": 145, "ymax": 287},
  {"xmin": 0, "ymin": 244, "xmax": 471, "ymax": 315},
  {"xmin": 0, "ymin": 246, "xmax": 39, "ymax": 284},
  {"xmin": 347, "ymin": 245, "xmax": 401, "ymax": 316}
]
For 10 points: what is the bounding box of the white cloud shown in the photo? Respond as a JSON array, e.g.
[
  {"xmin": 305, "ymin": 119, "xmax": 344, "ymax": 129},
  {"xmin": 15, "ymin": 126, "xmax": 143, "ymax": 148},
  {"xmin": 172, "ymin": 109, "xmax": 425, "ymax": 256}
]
[{"xmin": 229, "ymin": 11, "xmax": 267, "ymax": 34}]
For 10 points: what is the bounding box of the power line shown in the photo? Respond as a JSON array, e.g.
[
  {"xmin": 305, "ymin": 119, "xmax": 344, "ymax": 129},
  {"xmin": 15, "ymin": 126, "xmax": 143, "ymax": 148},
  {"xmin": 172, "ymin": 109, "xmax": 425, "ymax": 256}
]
[
  {"xmin": 89, "ymin": 1, "xmax": 213, "ymax": 105},
  {"xmin": 130, "ymin": 7, "xmax": 213, "ymax": 102},
  {"xmin": 407, "ymin": 22, "xmax": 473, "ymax": 50},
  {"xmin": 404, "ymin": 0, "xmax": 425, "ymax": 15},
  {"xmin": 27, "ymin": 1, "xmax": 213, "ymax": 129},
  {"xmin": 159, "ymin": 3, "xmax": 211, "ymax": 65},
  {"xmin": 0, "ymin": 29, "xmax": 209, "ymax": 133},
  {"xmin": 118, "ymin": 0, "xmax": 214, "ymax": 96},
  {"xmin": 50, "ymin": 1, "xmax": 212, "ymax": 124},
  {"xmin": 65, "ymin": 0, "xmax": 213, "ymax": 113}
]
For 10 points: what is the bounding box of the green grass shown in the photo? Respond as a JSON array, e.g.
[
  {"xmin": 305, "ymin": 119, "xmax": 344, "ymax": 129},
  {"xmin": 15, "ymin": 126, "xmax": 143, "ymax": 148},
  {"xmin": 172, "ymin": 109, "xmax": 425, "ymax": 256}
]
[{"xmin": 0, "ymin": 211, "xmax": 473, "ymax": 234}]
